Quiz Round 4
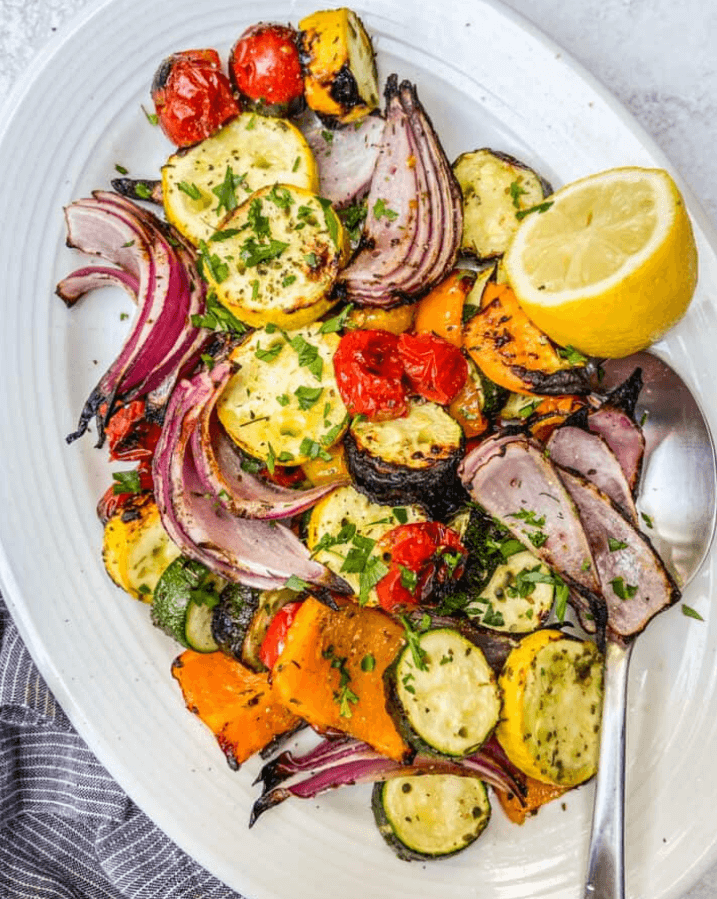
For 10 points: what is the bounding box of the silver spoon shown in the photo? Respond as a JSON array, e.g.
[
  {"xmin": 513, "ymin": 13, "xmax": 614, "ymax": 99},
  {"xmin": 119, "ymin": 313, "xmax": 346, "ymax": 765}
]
[{"xmin": 583, "ymin": 350, "xmax": 717, "ymax": 899}]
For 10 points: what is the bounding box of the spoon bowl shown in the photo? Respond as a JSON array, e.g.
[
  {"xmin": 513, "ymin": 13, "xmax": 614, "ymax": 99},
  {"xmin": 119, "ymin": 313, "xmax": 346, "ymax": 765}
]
[{"xmin": 584, "ymin": 350, "xmax": 717, "ymax": 899}]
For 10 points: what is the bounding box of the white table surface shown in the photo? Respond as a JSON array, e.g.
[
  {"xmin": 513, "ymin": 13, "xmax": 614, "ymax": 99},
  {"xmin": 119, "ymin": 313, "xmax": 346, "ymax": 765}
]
[{"xmin": 1, "ymin": 1, "xmax": 716, "ymax": 897}]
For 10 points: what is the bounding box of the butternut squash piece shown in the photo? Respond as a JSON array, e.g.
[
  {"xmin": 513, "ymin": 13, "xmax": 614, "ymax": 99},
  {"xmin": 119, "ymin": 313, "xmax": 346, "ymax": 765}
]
[
  {"xmin": 272, "ymin": 597, "xmax": 411, "ymax": 761},
  {"xmin": 463, "ymin": 282, "xmax": 581, "ymax": 395},
  {"xmin": 172, "ymin": 650, "xmax": 300, "ymax": 768}
]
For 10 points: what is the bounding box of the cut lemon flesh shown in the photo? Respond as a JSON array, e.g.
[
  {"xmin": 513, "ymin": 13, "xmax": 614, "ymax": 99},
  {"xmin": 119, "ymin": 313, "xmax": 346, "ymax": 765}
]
[{"xmin": 504, "ymin": 167, "xmax": 698, "ymax": 358}]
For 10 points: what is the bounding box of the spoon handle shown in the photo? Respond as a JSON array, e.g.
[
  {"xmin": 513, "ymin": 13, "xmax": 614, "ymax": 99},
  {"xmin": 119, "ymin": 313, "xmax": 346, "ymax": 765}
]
[{"xmin": 584, "ymin": 639, "xmax": 634, "ymax": 899}]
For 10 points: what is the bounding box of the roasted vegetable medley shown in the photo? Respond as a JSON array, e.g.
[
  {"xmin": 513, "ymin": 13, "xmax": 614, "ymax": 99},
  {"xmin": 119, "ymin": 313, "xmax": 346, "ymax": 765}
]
[{"xmin": 58, "ymin": 6, "xmax": 684, "ymax": 864}]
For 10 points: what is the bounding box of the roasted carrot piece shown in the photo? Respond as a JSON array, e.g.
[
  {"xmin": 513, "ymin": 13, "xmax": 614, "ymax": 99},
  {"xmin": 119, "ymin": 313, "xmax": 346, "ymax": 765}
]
[
  {"xmin": 413, "ymin": 269, "xmax": 476, "ymax": 346},
  {"xmin": 463, "ymin": 282, "xmax": 576, "ymax": 395},
  {"xmin": 172, "ymin": 650, "xmax": 301, "ymax": 769},
  {"xmin": 272, "ymin": 597, "xmax": 411, "ymax": 761}
]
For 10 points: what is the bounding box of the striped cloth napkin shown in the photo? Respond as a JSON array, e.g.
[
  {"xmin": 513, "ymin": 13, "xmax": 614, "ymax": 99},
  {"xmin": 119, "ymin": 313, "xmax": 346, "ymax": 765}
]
[{"xmin": 0, "ymin": 595, "xmax": 243, "ymax": 899}]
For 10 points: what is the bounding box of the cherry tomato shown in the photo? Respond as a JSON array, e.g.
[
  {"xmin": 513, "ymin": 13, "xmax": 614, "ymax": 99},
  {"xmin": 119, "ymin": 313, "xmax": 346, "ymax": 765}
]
[
  {"xmin": 333, "ymin": 329, "xmax": 408, "ymax": 420},
  {"xmin": 105, "ymin": 399, "xmax": 162, "ymax": 462},
  {"xmin": 151, "ymin": 49, "xmax": 240, "ymax": 147},
  {"xmin": 376, "ymin": 522, "xmax": 466, "ymax": 613},
  {"xmin": 259, "ymin": 601, "xmax": 303, "ymax": 669},
  {"xmin": 397, "ymin": 332, "xmax": 468, "ymax": 405},
  {"xmin": 96, "ymin": 459, "xmax": 154, "ymax": 525},
  {"xmin": 229, "ymin": 23, "xmax": 304, "ymax": 115}
]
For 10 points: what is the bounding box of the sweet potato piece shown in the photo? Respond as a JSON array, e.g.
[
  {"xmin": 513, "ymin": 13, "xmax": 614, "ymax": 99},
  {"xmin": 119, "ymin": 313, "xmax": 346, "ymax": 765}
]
[
  {"xmin": 172, "ymin": 650, "xmax": 300, "ymax": 768},
  {"xmin": 463, "ymin": 282, "xmax": 587, "ymax": 396},
  {"xmin": 272, "ymin": 597, "xmax": 411, "ymax": 761}
]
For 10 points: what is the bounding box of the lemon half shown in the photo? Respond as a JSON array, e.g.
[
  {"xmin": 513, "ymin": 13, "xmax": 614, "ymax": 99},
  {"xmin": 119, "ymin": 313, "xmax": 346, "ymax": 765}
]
[{"xmin": 504, "ymin": 167, "xmax": 698, "ymax": 358}]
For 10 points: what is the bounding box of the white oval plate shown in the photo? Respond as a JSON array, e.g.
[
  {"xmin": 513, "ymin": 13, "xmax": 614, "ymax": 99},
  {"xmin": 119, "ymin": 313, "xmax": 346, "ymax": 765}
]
[{"xmin": 2, "ymin": 1, "xmax": 717, "ymax": 897}]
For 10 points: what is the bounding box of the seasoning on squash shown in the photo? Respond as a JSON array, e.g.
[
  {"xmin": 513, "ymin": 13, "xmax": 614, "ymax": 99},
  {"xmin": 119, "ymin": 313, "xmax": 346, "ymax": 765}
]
[
  {"xmin": 171, "ymin": 649, "xmax": 300, "ymax": 769},
  {"xmin": 272, "ymin": 596, "xmax": 411, "ymax": 761}
]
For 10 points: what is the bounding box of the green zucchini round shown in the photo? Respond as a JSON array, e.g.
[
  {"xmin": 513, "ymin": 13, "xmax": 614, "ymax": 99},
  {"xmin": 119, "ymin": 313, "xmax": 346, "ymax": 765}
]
[
  {"xmin": 385, "ymin": 627, "xmax": 502, "ymax": 759},
  {"xmin": 344, "ymin": 400, "xmax": 466, "ymax": 519},
  {"xmin": 372, "ymin": 774, "xmax": 491, "ymax": 861}
]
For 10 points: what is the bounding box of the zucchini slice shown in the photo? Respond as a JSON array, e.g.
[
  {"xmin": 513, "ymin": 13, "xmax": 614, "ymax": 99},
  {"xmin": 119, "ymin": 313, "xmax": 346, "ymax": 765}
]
[
  {"xmin": 184, "ymin": 599, "xmax": 220, "ymax": 653},
  {"xmin": 372, "ymin": 774, "xmax": 491, "ymax": 861},
  {"xmin": 212, "ymin": 585, "xmax": 297, "ymax": 671},
  {"xmin": 497, "ymin": 629, "xmax": 603, "ymax": 787},
  {"xmin": 201, "ymin": 183, "xmax": 349, "ymax": 329},
  {"xmin": 298, "ymin": 8, "xmax": 380, "ymax": 124},
  {"xmin": 306, "ymin": 484, "xmax": 426, "ymax": 605},
  {"xmin": 152, "ymin": 556, "xmax": 223, "ymax": 647},
  {"xmin": 216, "ymin": 323, "xmax": 348, "ymax": 467},
  {"xmin": 162, "ymin": 114, "xmax": 319, "ymax": 246},
  {"xmin": 453, "ymin": 148, "xmax": 552, "ymax": 261},
  {"xmin": 102, "ymin": 496, "xmax": 180, "ymax": 602},
  {"xmin": 464, "ymin": 549, "xmax": 555, "ymax": 634},
  {"xmin": 345, "ymin": 399, "xmax": 465, "ymax": 519},
  {"xmin": 387, "ymin": 628, "xmax": 502, "ymax": 758}
]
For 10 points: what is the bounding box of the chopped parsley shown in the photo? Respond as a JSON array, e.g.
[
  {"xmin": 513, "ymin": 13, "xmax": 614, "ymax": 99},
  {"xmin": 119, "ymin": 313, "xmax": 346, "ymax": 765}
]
[
  {"xmin": 610, "ymin": 577, "xmax": 638, "ymax": 600},
  {"xmin": 515, "ymin": 200, "xmax": 554, "ymax": 220},
  {"xmin": 321, "ymin": 646, "xmax": 359, "ymax": 718},
  {"xmin": 178, "ymin": 180, "xmax": 202, "ymax": 200},
  {"xmin": 112, "ymin": 469, "xmax": 143, "ymax": 495},
  {"xmin": 373, "ymin": 198, "xmax": 399, "ymax": 221},
  {"xmin": 190, "ymin": 291, "xmax": 247, "ymax": 334}
]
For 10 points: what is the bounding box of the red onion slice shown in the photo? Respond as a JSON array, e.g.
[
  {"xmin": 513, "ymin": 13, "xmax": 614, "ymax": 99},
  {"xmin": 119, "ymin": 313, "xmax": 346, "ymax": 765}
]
[
  {"xmin": 152, "ymin": 365, "xmax": 352, "ymax": 594},
  {"xmin": 61, "ymin": 192, "xmax": 208, "ymax": 445}
]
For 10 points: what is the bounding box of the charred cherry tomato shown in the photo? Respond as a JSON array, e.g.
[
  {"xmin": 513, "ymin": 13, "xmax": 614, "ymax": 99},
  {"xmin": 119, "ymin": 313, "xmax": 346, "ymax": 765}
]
[
  {"xmin": 333, "ymin": 329, "xmax": 408, "ymax": 420},
  {"xmin": 376, "ymin": 522, "xmax": 466, "ymax": 613},
  {"xmin": 229, "ymin": 23, "xmax": 304, "ymax": 116},
  {"xmin": 259, "ymin": 601, "xmax": 303, "ymax": 669},
  {"xmin": 105, "ymin": 399, "xmax": 162, "ymax": 462},
  {"xmin": 151, "ymin": 49, "xmax": 240, "ymax": 147},
  {"xmin": 96, "ymin": 460, "xmax": 154, "ymax": 525},
  {"xmin": 397, "ymin": 331, "xmax": 468, "ymax": 405}
]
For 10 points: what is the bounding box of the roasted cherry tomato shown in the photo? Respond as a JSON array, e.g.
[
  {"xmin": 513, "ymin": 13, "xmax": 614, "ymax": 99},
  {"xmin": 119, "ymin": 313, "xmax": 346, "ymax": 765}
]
[
  {"xmin": 151, "ymin": 49, "xmax": 240, "ymax": 147},
  {"xmin": 376, "ymin": 522, "xmax": 466, "ymax": 613},
  {"xmin": 333, "ymin": 329, "xmax": 408, "ymax": 420},
  {"xmin": 96, "ymin": 460, "xmax": 154, "ymax": 525},
  {"xmin": 259, "ymin": 601, "xmax": 303, "ymax": 669},
  {"xmin": 105, "ymin": 399, "xmax": 162, "ymax": 462},
  {"xmin": 397, "ymin": 331, "xmax": 468, "ymax": 405},
  {"xmin": 229, "ymin": 23, "xmax": 304, "ymax": 116}
]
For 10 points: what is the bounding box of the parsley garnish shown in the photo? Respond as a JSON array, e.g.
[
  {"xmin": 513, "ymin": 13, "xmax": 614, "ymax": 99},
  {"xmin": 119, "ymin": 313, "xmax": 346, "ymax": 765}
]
[
  {"xmin": 112, "ymin": 470, "xmax": 142, "ymax": 495},
  {"xmin": 608, "ymin": 537, "xmax": 628, "ymax": 552},
  {"xmin": 241, "ymin": 236, "xmax": 289, "ymax": 267},
  {"xmin": 190, "ymin": 290, "xmax": 247, "ymax": 334},
  {"xmin": 322, "ymin": 646, "xmax": 359, "ymax": 718},
  {"xmin": 611, "ymin": 577, "xmax": 638, "ymax": 600},
  {"xmin": 509, "ymin": 180, "xmax": 528, "ymax": 209},
  {"xmin": 285, "ymin": 575, "xmax": 311, "ymax": 593},
  {"xmin": 516, "ymin": 200, "xmax": 554, "ymax": 220},
  {"xmin": 373, "ymin": 198, "xmax": 399, "ymax": 221},
  {"xmin": 178, "ymin": 181, "xmax": 202, "ymax": 200},
  {"xmin": 197, "ymin": 241, "xmax": 229, "ymax": 284},
  {"xmin": 294, "ymin": 385, "xmax": 324, "ymax": 409},
  {"xmin": 682, "ymin": 604, "xmax": 704, "ymax": 621},
  {"xmin": 212, "ymin": 165, "xmax": 248, "ymax": 216},
  {"xmin": 399, "ymin": 615, "xmax": 429, "ymax": 671}
]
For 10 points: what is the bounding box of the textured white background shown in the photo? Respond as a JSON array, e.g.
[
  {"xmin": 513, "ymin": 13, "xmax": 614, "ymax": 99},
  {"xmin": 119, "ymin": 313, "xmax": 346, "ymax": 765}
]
[{"xmin": 1, "ymin": 0, "xmax": 716, "ymax": 897}]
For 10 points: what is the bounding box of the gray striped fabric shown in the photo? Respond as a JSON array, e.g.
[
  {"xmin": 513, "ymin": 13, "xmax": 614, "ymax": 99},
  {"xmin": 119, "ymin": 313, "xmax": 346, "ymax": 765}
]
[{"xmin": 0, "ymin": 595, "xmax": 243, "ymax": 899}]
